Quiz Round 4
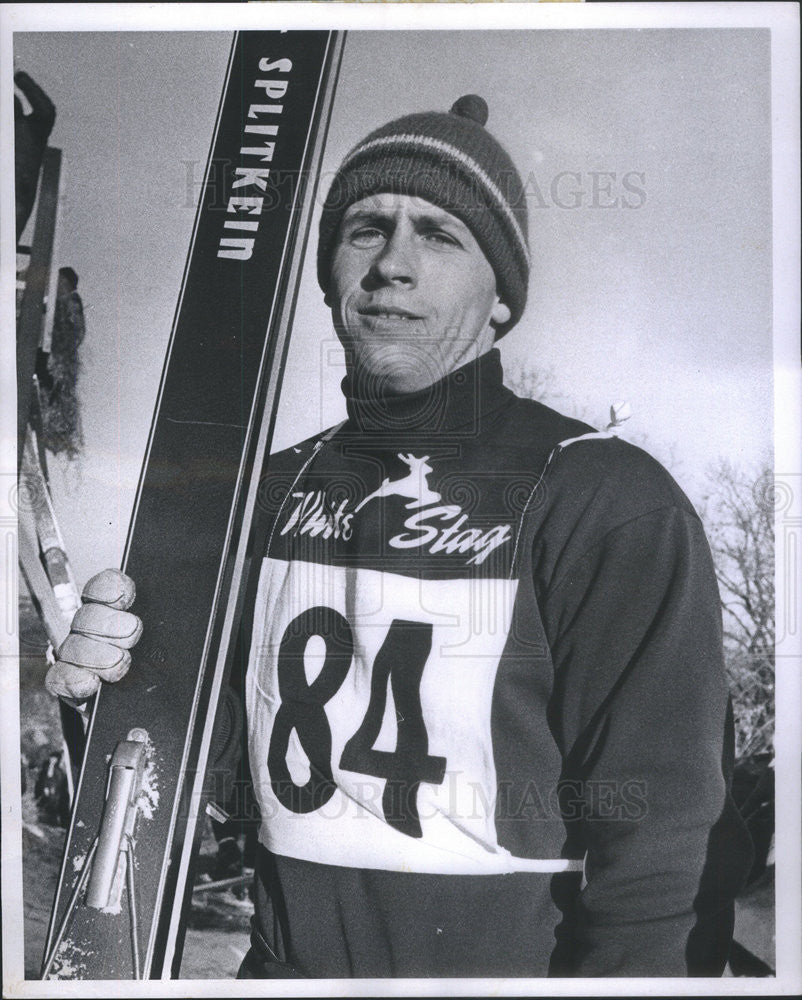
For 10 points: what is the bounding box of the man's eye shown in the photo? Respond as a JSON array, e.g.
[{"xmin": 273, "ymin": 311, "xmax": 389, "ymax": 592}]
[
  {"xmin": 349, "ymin": 226, "xmax": 386, "ymax": 247},
  {"xmin": 421, "ymin": 229, "xmax": 459, "ymax": 247}
]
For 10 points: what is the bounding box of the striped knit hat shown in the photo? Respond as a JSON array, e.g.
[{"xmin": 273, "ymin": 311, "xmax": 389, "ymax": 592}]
[{"xmin": 317, "ymin": 95, "xmax": 529, "ymax": 338}]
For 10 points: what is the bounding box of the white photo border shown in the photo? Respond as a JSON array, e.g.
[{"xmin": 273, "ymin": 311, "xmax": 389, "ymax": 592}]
[{"xmin": 1, "ymin": 3, "xmax": 799, "ymax": 997}]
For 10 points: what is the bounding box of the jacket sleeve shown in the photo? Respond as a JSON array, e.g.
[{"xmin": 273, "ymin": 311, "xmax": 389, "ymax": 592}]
[{"xmin": 541, "ymin": 503, "xmax": 731, "ymax": 976}]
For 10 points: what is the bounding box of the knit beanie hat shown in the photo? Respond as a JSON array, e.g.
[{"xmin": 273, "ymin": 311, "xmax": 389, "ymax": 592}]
[{"xmin": 317, "ymin": 95, "xmax": 529, "ymax": 338}]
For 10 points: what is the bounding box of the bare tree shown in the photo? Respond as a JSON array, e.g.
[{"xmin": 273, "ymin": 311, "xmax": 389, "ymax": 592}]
[
  {"xmin": 701, "ymin": 458, "xmax": 775, "ymax": 757},
  {"xmin": 702, "ymin": 459, "xmax": 774, "ymax": 656}
]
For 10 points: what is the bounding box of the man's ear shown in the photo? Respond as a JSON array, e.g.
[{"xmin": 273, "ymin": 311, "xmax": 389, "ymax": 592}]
[{"xmin": 490, "ymin": 298, "xmax": 511, "ymax": 327}]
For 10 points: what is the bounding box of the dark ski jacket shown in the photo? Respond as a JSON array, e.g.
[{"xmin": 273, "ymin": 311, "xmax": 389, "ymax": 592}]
[{"xmin": 237, "ymin": 347, "xmax": 751, "ymax": 978}]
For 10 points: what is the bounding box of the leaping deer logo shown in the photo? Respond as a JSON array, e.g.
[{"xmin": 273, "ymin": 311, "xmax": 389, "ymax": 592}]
[{"xmin": 355, "ymin": 453, "xmax": 442, "ymax": 513}]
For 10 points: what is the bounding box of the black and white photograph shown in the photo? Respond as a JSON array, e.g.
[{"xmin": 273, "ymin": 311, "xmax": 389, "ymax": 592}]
[{"xmin": 1, "ymin": 2, "xmax": 799, "ymax": 995}]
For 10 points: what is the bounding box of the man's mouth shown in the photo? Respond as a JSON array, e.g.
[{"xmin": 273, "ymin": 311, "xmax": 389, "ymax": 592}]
[{"xmin": 357, "ymin": 306, "xmax": 423, "ymax": 321}]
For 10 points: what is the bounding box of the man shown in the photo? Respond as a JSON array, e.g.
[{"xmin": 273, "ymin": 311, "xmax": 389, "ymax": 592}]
[
  {"xmin": 47, "ymin": 95, "xmax": 750, "ymax": 978},
  {"xmin": 14, "ymin": 70, "xmax": 56, "ymax": 240}
]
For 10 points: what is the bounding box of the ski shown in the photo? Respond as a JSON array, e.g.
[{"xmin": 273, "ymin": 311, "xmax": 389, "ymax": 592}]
[{"xmin": 41, "ymin": 30, "xmax": 344, "ymax": 980}]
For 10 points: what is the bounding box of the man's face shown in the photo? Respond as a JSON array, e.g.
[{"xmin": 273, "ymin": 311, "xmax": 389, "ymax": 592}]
[{"xmin": 328, "ymin": 193, "xmax": 511, "ymax": 394}]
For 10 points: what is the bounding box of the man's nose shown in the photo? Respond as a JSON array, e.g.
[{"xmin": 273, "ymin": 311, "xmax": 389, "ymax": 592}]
[{"xmin": 367, "ymin": 230, "xmax": 417, "ymax": 286}]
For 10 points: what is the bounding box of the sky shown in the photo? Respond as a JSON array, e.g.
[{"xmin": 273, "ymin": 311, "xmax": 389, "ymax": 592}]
[{"xmin": 10, "ymin": 26, "xmax": 776, "ymax": 587}]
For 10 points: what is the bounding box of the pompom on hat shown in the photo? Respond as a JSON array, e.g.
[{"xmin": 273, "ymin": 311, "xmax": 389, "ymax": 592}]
[{"xmin": 317, "ymin": 95, "xmax": 530, "ymax": 338}]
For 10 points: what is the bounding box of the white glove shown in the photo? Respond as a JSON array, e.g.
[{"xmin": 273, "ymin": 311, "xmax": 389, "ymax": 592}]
[{"xmin": 45, "ymin": 568, "xmax": 143, "ymax": 702}]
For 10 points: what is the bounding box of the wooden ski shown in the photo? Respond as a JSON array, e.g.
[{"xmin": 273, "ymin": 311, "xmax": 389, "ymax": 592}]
[
  {"xmin": 16, "ymin": 146, "xmax": 62, "ymax": 473},
  {"xmin": 41, "ymin": 30, "xmax": 344, "ymax": 980},
  {"xmin": 16, "ymin": 142, "xmax": 87, "ymax": 799}
]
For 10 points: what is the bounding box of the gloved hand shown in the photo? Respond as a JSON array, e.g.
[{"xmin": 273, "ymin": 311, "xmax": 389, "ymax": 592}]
[{"xmin": 45, "ymin": 569, "xmax": 143, "ymax": 702}]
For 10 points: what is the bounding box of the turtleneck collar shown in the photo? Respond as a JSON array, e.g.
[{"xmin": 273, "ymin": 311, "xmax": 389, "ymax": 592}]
[{"xmin": 342, "ymin": 348, "xmax": 514, "ymax": 435}]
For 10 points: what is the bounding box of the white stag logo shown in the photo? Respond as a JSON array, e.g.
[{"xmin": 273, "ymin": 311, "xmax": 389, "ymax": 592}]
[{"xmin": 355, "ymin": 453, "xmax": 442, "ymax": 513}]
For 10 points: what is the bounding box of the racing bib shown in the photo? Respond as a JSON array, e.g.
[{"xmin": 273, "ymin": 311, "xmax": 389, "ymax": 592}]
[{"xmin": 246, "ymin": 556, "xmax": 525, "ymax": 875}]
